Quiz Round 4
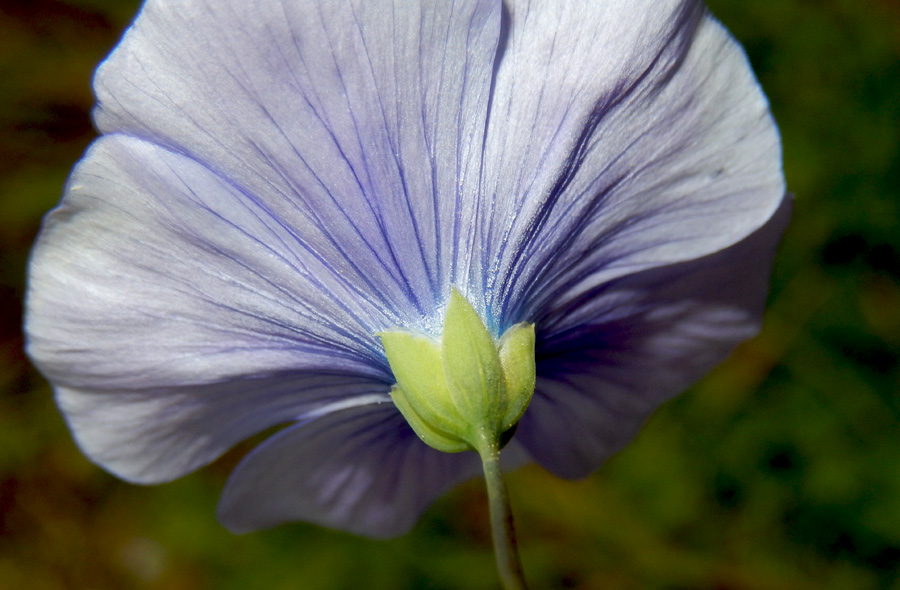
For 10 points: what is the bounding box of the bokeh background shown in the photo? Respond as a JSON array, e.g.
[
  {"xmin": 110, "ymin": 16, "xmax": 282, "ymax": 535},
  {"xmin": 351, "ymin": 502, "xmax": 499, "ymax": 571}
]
[{"xmin": 1, "ymin": 0, "xmax": 899, "ymax": 588}]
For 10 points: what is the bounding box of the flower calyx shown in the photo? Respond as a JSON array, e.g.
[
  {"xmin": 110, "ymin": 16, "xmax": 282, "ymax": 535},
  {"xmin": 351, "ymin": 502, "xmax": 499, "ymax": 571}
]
[{"xmin": 379, "ymin": 289, "xmax": 535, "ymax": 456}]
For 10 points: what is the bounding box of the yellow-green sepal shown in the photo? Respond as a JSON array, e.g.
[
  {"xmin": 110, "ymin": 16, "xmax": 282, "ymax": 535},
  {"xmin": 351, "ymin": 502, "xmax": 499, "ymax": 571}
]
[
  {"xmin": 389, "ymin": 385, "xmax": 469, "ymax": 453},
  {"xmin": 379, "ymin": 289, "xmax": 537, "ymax": 456},
  {"xmin": 441, "ymin": 289, "xmax": 505, "ymax": 429},
  {"xmin": 378, "ymin": 330, "xmax": 465, "ymax": 439},
  {"xmin": 497, "ymin": 322, "xmax": 535, "ymax": 431}
]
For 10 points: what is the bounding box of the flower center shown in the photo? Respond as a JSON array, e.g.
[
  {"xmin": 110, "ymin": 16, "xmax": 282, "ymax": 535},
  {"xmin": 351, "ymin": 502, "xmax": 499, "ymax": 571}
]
[{"xmin": 379, "ymin": 289, "xmax": 535, "ymax": 455}]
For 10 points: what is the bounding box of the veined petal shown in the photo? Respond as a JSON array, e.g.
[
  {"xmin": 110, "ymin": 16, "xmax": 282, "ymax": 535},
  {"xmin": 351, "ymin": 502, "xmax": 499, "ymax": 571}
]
[
  {"xmin": 26, "ymin": 135, "xmax": 403, "ymax": 482},
  {"xmin": 27, "ymin": 136, "xmax": 390, "ymax": 389},
  {"xmin": 517, "ymin": 194, "xmax": 792, "ymax": 478},
  {"xmin": 476, "ymin": 1, "xmax": 784, "ymax": 327},
  {"xmin": 217, "ymin": 402, "xmax": 529, "ymax": 538},
  {"xmin": 93, "ymin": 0, "xmax": 501, "ymax": 325},
  {"xmin": 57, "ymin": 381, "xmax": 391, "ymax": 484}
]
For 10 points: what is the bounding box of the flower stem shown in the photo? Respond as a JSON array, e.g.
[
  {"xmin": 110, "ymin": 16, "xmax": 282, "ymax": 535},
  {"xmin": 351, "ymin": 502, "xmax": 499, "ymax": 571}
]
[{"xmin": 478, "ymin": 440, "xmax": 528, "ymax": 590}]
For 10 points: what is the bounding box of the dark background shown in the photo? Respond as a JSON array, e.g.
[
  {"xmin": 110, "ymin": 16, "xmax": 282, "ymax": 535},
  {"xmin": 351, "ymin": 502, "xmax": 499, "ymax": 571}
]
[{"xmin": 1, "ymin": 1, "xmax": 899, "ymax": 588}]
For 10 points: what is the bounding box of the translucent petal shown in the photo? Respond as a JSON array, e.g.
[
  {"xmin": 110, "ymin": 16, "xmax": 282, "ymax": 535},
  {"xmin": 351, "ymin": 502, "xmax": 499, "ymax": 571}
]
[
  {"xmin": 476, "ymin": 2, "xmax": 785, "ymax": 327},
  {"xmin": 26, "ymin": 135, "xmax": 401, "ymax": 482},
  {"xmin": 216, "ymin": 402, "xmax": 483, "ymax": 538},
  {"xmin": 57, "ymin": 382, "xmax": 391, "ymax": 484},
  {"xmin": 27, "ymin": 136, "xmax": 389, "ymax": 389},
  {"xmin": 517, "ymin": 194, "xmax": 792, "ymax": 478},
  {"xmin": 92, "ymin": 0, "xmax": 502, "ymax": 326}
]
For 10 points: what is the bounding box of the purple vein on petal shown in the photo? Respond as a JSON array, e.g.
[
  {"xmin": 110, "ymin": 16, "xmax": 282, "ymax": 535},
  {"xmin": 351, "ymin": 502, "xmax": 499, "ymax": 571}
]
[
  {"xmin": 120, "ymin": 1, "xmax": 425, "ymax": 321},
  {"xmin": 310, "ymin": 0, "xmax": 426, "ymax": 316},
  {"xmin": 454, "ymin": 4, "xmax": 488, "ymax": 299},
  {"xmin": 346, "ymin": 0, "xmax": 435, "ymax": 309},
  {"xmin": 86, "ymin": 137, "xmax": 390, "ymax": 368},
  {"xmin": 493, "ymin": 4, "xmax": 750, "ymax": 330},
  {"xmin": 211, "ymin": 17, "xmax": 412, "ymax": 315},
  {"xmin": 98, "ymin": 65, "xmax": 398, "ymax": 322},
  {"xmin": 417, "ymin": 6, "xmax": 441, "ymax": 295},
  {"xmin": 151, "ymin": 148, "xmax": 390, "ymax": 360},
  {"xmin": 481, "ymin": 6, "xmax": 564, "ymax": 297}
]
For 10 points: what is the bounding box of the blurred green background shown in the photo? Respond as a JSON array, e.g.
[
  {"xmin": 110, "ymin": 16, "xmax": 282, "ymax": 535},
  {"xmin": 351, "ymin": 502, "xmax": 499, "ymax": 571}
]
[{"xmin": 1, "ymin": 1, "xmax": 899, "ymax": 588}]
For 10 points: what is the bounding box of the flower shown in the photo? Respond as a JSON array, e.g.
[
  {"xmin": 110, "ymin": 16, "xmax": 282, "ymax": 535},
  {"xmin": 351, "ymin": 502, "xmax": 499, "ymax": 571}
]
[{"xmin": 25, "ymin": 0, "xmax": 788, "ymax": 539}]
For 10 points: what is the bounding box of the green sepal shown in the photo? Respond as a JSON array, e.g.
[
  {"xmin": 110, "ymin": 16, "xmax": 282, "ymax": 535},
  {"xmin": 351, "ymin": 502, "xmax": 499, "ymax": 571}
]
[
  {"xmin": 441, "ymin": 289, "xmax": 506, "ymax": 427},
  {"xmin": 497, "ymin": 322, "xmax": 535, "ymax": 431},
  {"xmin": 378, "ymin": 330, "xmax": 464, "ymax": 437},
  {"xmin": 379, "ymin": 289, "xmax": 537, "ymax": 457},
  {"xmin": 389, "ymin": 385, "xmax": 469, "ymax": 453}
]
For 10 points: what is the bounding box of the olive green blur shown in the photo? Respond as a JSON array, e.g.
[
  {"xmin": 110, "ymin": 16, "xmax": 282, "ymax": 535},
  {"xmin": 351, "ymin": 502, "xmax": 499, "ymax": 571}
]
[{"xmin": 1, "ymin": 1, "xmax": 898, "ymax": 588}]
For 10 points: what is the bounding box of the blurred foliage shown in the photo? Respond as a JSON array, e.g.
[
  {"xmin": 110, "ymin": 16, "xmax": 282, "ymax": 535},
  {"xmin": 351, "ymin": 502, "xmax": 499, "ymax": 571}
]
[{"xmin": 1, "ymin": 0, "xmax": 899, "ymax": 588}]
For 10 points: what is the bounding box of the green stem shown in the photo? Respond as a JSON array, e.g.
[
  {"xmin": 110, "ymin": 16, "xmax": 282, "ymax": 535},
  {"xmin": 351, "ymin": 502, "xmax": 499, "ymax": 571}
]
[{"xmin": 478, "ymin": 440, "xmax": 528, "ymax": 590}]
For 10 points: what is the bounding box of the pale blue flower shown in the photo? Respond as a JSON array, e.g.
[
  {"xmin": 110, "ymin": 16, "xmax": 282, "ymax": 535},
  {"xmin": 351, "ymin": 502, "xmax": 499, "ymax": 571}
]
[{"xmin": 25, "ymin": 0, "xmax": 788, "ymax": 538}]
